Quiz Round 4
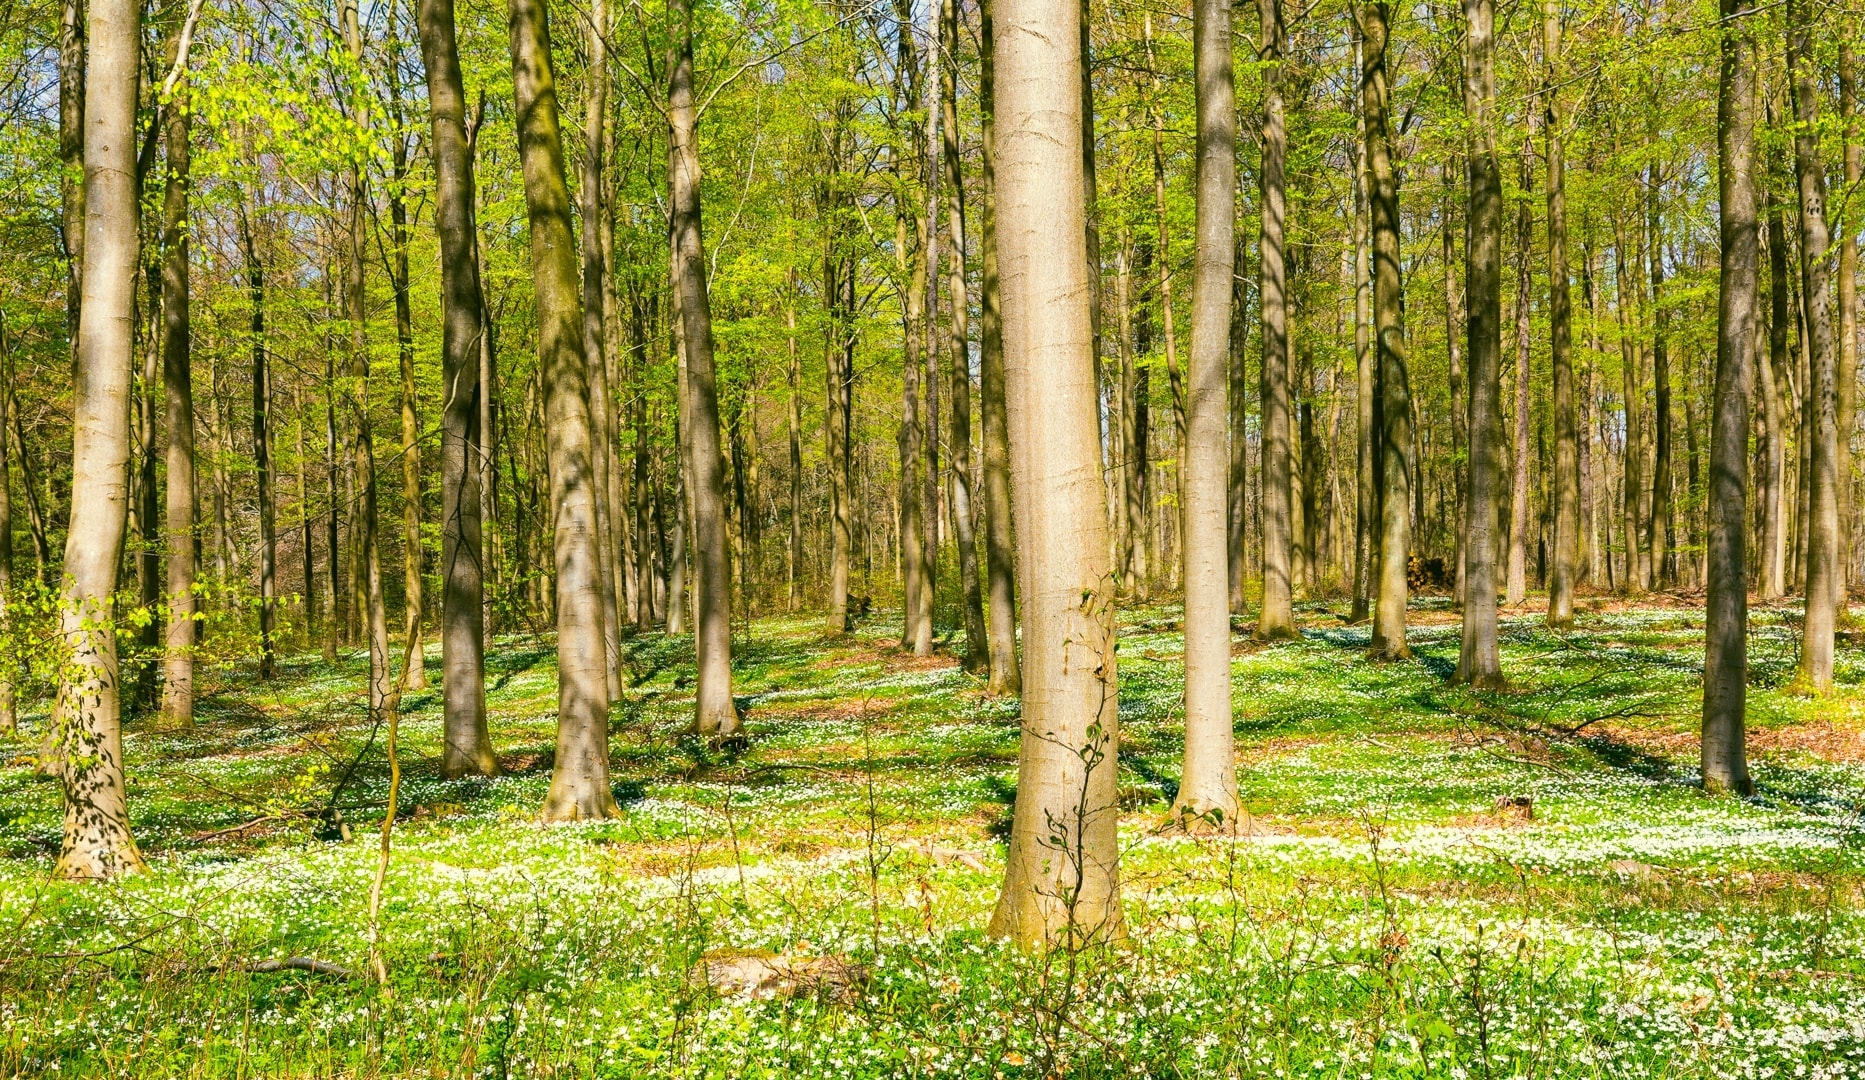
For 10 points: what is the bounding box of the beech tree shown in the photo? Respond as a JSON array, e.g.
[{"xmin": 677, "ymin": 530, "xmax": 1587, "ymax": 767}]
[
  {"xmin": 988, "ymin": 0, "xmax": 1122, "ymax": 947},
  {"xmin": 54, "ymin": 0, "xmax": 144, "ymax": 880}
]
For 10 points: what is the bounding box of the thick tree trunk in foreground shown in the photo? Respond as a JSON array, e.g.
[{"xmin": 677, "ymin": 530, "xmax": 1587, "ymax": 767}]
[
  {"xmin": 1790, "ymin": 0, "xmax": 1840, "ymax": 691},
  {"xmin": 987, "ymin": 0, "xmax": 1122, "ymax": 947},
  {"xmin": 1456, "ymin": 0, "xmax": 1503, "ymax": 686},
  {"xmin": 1704, "ymin": 0, "xmax": 1757, "ymax": 795},
  {"xmin": 1173, "ymin": 0, "xmax": 1239, "ymax": 828},
  {"xmin": 669, "ymin": 0, "xmax": 737, "ymax": 736},
  {"xmin": 160, "ymin": 67, "xmax": 195, "ymax": 730},
  {"xmin": 1363, "ymin": 0, "xmax": 1411, "ymax": 659},
  {"xmin": 978, "ymin": 0, "xmax": 1020, "ymax": 696},
  {"xmin": 509, "ymin": 0, "xmax": 618, "ymax": 817},
  {"xmin": 419, "ymin": 0, "xmax": 496, "ymax": 776},
  {"xmin": 1544, "ymin": 0, "xmax": 1577, "ymax": 628},
  {"xmin": 55, "ymin": 0, "xmax": 144, "ymax": 879},
  {"xmin": 1255, "ymin": 0, "xmax": 1295, "ymax": 640}
]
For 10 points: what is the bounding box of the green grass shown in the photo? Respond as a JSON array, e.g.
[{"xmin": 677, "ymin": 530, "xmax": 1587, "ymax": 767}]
[{"xmin": 1, "ymin": 596, "xmax": 1862, "ymax": 1078}]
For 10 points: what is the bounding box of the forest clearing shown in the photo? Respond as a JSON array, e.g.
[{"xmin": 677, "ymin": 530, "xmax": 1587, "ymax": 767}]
[{"xmin": 2, "ymin": 600, "xmax": 1863, "ymax": 1077}]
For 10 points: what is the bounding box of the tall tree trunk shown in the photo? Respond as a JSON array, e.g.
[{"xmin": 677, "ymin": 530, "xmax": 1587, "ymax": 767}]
[
  {"xmin": 323, "ymin": 356, "xmax": 341, "ymax": 660},
  {"xmin": 1761, "ymin": 188, "xmax": 1789, "ymax": 599},
  {"xmin": 1255, "ymin": 0, "xmax": 1295, "ymax": 639},
  {"xmin": 1790, "ymin": 0, "xmax": 1840, "ymax": 690},
  {"xmin": 342, "ymin": 0, "xmax": 393, "ymax": 742},
  {"xmin": 1506, "ymin": 133, "xmax": 1532, "ymax": 608},
  {"xmin": 159, "ymin": 65, "xmax": 195, "ymax": 730},
  {"xmin": 1614, "ymin": 219, "xmax": 1647, "ymax": 591},
  {"xmin": 509, "ymin": 0, "xmax": 618, "ymax": 816},
  {"xmin": 1144, "ymin": 14, "xmax": 1185, "ymax": 564},
  {"xmin": 1703, "ymin": 0, "xmax": 1757, "ymax": 794},
  {"xmin": 54, "ymin": 0, "xmax": 144, "ymax": 879},
  {"xmin": 1120, "ymin": 237, "xmax": 1151, "ymax": 598},
  {"xmin": 1351, "ymin": 88, "xmax": 1374, "ymax": 624},
  {"xmin": 1228, "ymin": 236, "xmax": 1251, "ymax": 615},
  {"xmin": 978, "ymin": 0, "xmax": 1019, "ymax": 694},
  {"xmin": 242, "ymin": 209, "xmax": 277, "ymax": 680},
  {"xmin": 1839, "ymin": 46, "xmax": 1859, "ymax": 592},
  {"xmin": 1363, "ymin": 0, "xmax": 1411, "ymax": 659},
  {"xmin": 668, "ymin": 0, "xmax": 737, "ymax": 735},
  {"xmin": 1544, "ymin": 0, "xmax": 1577, "ymax": 628},
  {"xmin": 987, "ymin": 0, "xmax": 1122, "ymax": 946},
  {"xmin": 419, "ymin": 0, "xmax": 496, "ymax": 775},
  {"xmin": 1456, "ymin": 0, "xmax": 1504, "ymax": 686},
  {"xmin": 1647, "ymin": 160, "xmax": 1675, "ymax": 588},
  {"xmin": 58, "ymin": 0, "xmax": 84, "ymax": 354},
  {"xmin": 1442, "ymin": 163, "xmax": 1463, "ymax": 607},
  {"xmin": 388, "ymin": 76, "xmax": 427, "ymax": 693},
  {"xmin": 785, "ymin": 277, "xmax": 803, "ymax": 612},
  {"xmin": 941, "ymin": 0, "xmax": 987, "ymax": 676},
  {"xmin": 581, "ymin": 0, "xmax": 621, "ymax": 699},
  {"xmin": 1173, "ymin": 0, "xmax": 1239, "ymax": 827}
]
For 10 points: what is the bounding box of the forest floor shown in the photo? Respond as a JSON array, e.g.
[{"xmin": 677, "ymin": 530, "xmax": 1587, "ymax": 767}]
[{"xmin": 2, "ymin": 596, "xmax": 1864, "ymax": 1078}]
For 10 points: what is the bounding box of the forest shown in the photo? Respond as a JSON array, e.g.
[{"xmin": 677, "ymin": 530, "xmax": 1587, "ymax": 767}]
[{"xmin": 1, "ymin": 0, "xmax": 1864, "ymax": 1070}]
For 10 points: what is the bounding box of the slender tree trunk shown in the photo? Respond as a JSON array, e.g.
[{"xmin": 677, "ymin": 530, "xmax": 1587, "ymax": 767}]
[
  {"xmin": 1761, "ymin": 191, "xmax": 1789, "ymax": 599},
  {"xmin": 581, "ymin": 0, "xmax": 621, "ymax": 700},
  {"xmin": 1790, "ymin": 0, "xmax": 1840, "ymax": 690},
  {"xmin": 419, "ymin": 0, "xmax": 496, "ymax": 775},
  {"xmin": 242, "ymin": 209, "xmax": 277, "ymax": 680},
  {"xmin": 509, "ymin": 0, "xmax": 618, "ymax": 816},
  {"xmin": 668, "ymin": 0, "xmax": 737, "ymax": 735},
  {"xmin": 1173, "ymin": 0, "xmax": 1239, "ymax": 827},
  {"xmin": 1507, "ymin": 133, "xmax": 1532, "ymax": 608},
  {"xmin": 987, "ymin": 0, "xmax": 1122, "ymax": 947},
  {"xmin": 785, "ymin": 278, "xmax": 803, "ymax": 612},
  {"xmin": 323, "ymin": 357, "xmax": 341, "ymax": 660},
  {"xmin": 1442, "ymin": 164, "xmax": 1464, "ymax": 607},
  {"xmin": 1839, "ymin": 47, "xmax": 1858, "ymax": 592},
  {"xmin": 159, "ymin": 65, "xmax": 195, "ymax": 730},
  {"xmin": 1456, "ymin": 0, "xmax": 1504, "ymax": 686},
  {"xmin": 1704, "ymin": 0, "xmax": 1757, "ymax": 794},
  {"xmin": 1144, "ymin": 14, "xmax": 1185, "ymax": 565},
  {"xmin": 1544, "ymin": 0, "xmax": 1577, "ymax": 628},
  {"xmin": 54, "ymin": 0, "xmax": 144, "ymax": 879},
  {"xmin": 1121, "ymin": 238, "xmax": 1152, "ymax": 598},
  {"xmin": 1363, "ymin": 0, "xmax": 1411, "ymax": 659},
  {"xmin": 342, "ymin": 0, "xmax": 393, "ymax": 743},
  {"xmin": 1647, "ymin": 161, "xmax": 1675, "ymax": 588},
  {"xmin": 1351, "ymin": 90, "xmax": 1375, "ymax": 624},
  {"xmin": 1614, "ymin": 221, "xmax": 1646, "ymax": 592},
  {"xmin": 939, "ymin": 0, "xmax": 987, "ymax": 676},
  {"xmin": 1255, "ymin": 0, "xmax": 1295, "ymax": 639},
  {"xmin": 1228, "ymin": 236, "xmax": 1251, "ymax": 615},
  {"xmin": 58, "ymin": 0, "xmax": 83, "ymax": 354},
  {"xmin": 388, "ymin": 78, "xmax": 427, "ymax": 693},
  {"xmin": 978, "ymin": 0, "xmax": 1020, "ymax": 695}
]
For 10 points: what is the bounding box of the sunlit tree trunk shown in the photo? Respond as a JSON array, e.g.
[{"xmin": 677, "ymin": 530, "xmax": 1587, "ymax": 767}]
[
  {"xmin": 987, "ymin": 0, "xmax": 1122, "ymax": 946},
  {"xmin": 581, "ymin": 0, "xmax": 621, "ymax": 700},
  {"xmin": 977, "ymin": 0, "xmax": 1020, "ymax": 695},
  {"xmin": 1506, "ymin": 132, "xmax": 1532, "ymax": 608},
  {"xmin": 1173, "ymin": 0, "xmax": 1239, "ymax": 828},
  {"xmin": 1839, "ymin": 47, "xmax": 1858, "ymax": 591},
  {"xmin": 1352, "ymin": 88, "xmax": 1374, "ymax": 624},
  {"xmin": 54, "ymin": 0, "xmax": 144, "ymax": 879},
  {"xmin": 1255, "ymin": 0, "xmax": 1294, "ymax": 640},
  {"xmin": 940, "ymin": 0, "xmax": 987, "ymax": 676},
  {"xmin": 1544, "ymin": 0, "xmax": 1577, "ymax": 628},
  {"xmin": 387, "ymin": 70, "xmax": 427, "ymax": 693},
  {"xmin": 1704, "ymin": 0, "xmax": 1757, "ymax": 794},
  {"xmin": 159, "ymin": 63, "xmax": 195, "ymax": 731},
  {"xmin": 419, "ymin": 0, "xmax": 496, "ymax": 776},
  {"xmin": 668, "ymin": 0, "xmax": 737, "ymax": 736},
  {"xmin": 0, "ymin": 345, "xmax": 12, "ymax": 733},
  {"xmin": 241, "ymin": 208, "xmax": 277, "ymax": 680},
  {"xmin": 509, "ymin": 0, "xmax": 618, "ymax": 816},
  {"xmin": 1455, "ymin": 0, "xmax": 1503, "ymax": 686},
  {"xmin": 58, "ymin": 0, "xmax": 83, "ymax": 354},
  {"xmin": 1790, "ymin": 0, "xmax": 1839, "ymax": 690},
  {"xmin": 1647, "ymin": 159, "xmax": 1675, "ymax": 589},
  {"xmin": 1363, "ymin": 0, "xmax": 1411, "ymax": 659},
  {"xmin": 1760, "ymin": 190, "xmax": 1789, "ymax": 599}
]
